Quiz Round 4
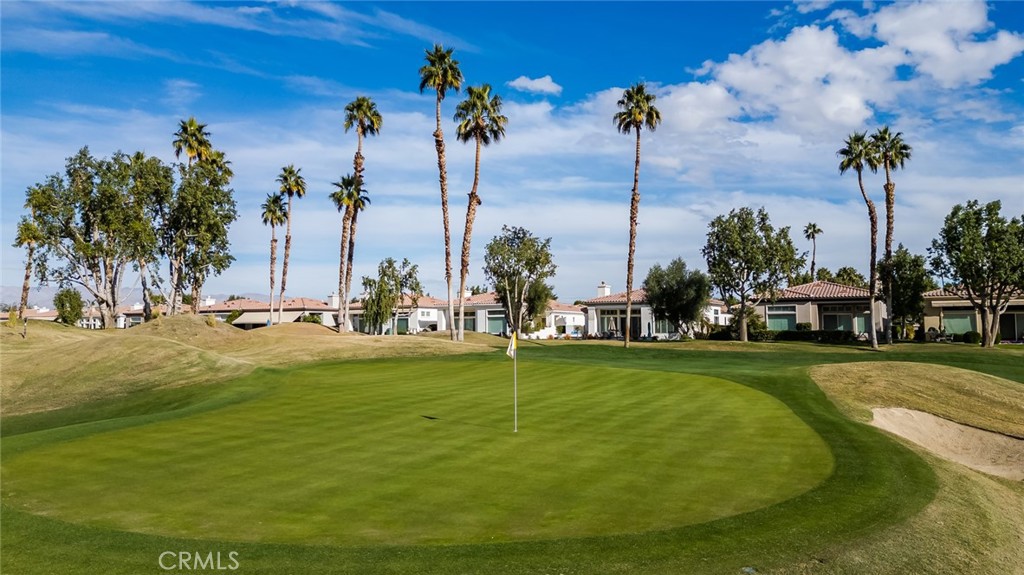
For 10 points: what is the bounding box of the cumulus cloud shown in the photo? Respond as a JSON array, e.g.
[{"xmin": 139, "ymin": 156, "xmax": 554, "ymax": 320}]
[{"xmin": 507, "ymin": 75, "xmax": 563, "ymax": 96}]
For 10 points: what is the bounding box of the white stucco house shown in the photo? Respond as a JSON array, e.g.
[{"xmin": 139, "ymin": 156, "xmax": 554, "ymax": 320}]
[{"xmin": 582, "ymin": 282, "xmax": 731, "ymax": 340}]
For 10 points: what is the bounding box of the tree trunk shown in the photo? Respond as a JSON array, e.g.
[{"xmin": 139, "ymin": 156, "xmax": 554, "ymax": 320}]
[
  {"xmin": 269, "ymin": 232, "xmax": 277, "ymax": 327},
  {"xmin": 883, "ymin": 177, "xmax": 895, "ymax": 345},
  {"xmin": 624, "ymin": 126, "xmax": 642, "ymax": 349},
  {"xmin": 433, "ymin": 93, "xmax": 456, "ymax": 342},
  {"xmin": 279, "ymin": 195, "xmax": 293, "ymax": 326},
  {"xmin": 858, "ymin": 171, "xmax": 879, "ymax": 350},
  {"xmin": 738, "ymin": 300, "xmax": 749, "ymax": 342},
  {"xmin": 337, "ymin": 208, "xmax": 352, "ymax": 333},
  {"xmin": 139, "ymin": 259, "xmax": 152, "ymax": 321},
  {"xmin": 810, "ymin": 239, "xmax": 817, "ymax": 281},
  {"xmin": 458, "ymin": 136, "xmax": 483, "ymax": 342},
  {"xmin": 18, "ymin": 242, "xmax": 34, "ymax": 320},
  {"xmin": 343, "ymin": 209, "xmax": 360, "ymax": 334}
]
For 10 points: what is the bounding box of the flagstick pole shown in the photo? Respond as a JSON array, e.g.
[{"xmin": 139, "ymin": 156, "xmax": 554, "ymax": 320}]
[{"xmin": 513, "ymin": 348, "xmax": 518, "ymax": 433}]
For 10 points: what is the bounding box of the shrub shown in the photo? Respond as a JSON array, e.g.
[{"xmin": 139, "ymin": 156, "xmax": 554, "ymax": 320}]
[
  {"xmin": 300, "ymin": 314, "xmax": 323, "ymax": 324},
  {"xmin": 225, "ymin": 309, "xmax": 243, "ymax": 324},
  {"xmin": 205, "ymin": 315, "xmax": 217, "ymax": 328},
  {"xmin": 5, "ymin": 313, "xmax": 19, "ymax": 328},
  {"xmin": 795, "ymin": 322, "xmax": 812, "ymax": 331},
  {"xmin": 748, "ymin": 330, "xmax": 779, "ymax": 342},
  {"xmin": 53, "ymin": 288, "xmax": 84, "ymax": 325},
  {"xmin": 952, "ymin": 333, "xmax": 964, "ymax": 343},
  {"xmin": 708, "ymin": 328, "xmax": 734, "ymax": 341},
  {"xmin": 962, "ymin": 331, "xmax": 982, "ymax": 344}
]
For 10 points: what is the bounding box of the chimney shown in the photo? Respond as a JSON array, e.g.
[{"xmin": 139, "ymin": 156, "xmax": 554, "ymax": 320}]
[
  {"xmin": 463, "ymin": 289, "xmax": 473, "ymax": 299},
  {"xmin": 203, "ymin": 296, "xmax": 216, "ymax": 307},
  {"xmin": 329, "ymin": 292, "xmax": 340, "ymax": 308},
  {"xmin": 597, "ymin": 281, "xmax": 611, "ymax": 297}
]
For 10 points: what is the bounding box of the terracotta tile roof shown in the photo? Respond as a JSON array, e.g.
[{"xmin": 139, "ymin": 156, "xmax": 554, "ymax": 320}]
[
  {"xmin": 773, "ymin": 281, "xmax": 871, "ymax": 300},
  {"xmin": 547, "ymin": 301, "xmax": 584, "ymax": 313},
  {"xmin": 582, "ymin": 289, "xmax": 647, "ymax": 305},
  {"xmin": 348, "ymin": 294, "xmax": 447, "ymax": 311},
  {"xmin": 197, "ymin": 298, "xmax": 267, "ymax": 313},
  {"xmin": 278, "ymin": 297, "xmax": 333, "ymax": 310}
]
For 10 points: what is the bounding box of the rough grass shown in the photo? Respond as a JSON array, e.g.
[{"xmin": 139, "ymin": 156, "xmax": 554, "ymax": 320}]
[{"xmin": 811, "ymin": 362, "xmax": 1024, "ymax": 438}]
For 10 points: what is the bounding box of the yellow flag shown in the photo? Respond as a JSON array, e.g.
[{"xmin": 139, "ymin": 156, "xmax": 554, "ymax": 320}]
[{"xmin": 506, "ymin": 331, "xmax": 517, "ymax": 359}]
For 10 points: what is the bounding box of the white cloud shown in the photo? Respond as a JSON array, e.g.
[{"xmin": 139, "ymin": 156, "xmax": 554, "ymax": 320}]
[{"xmin": 507, "ymin": 75, "xmax": 563, "ymax": 96}]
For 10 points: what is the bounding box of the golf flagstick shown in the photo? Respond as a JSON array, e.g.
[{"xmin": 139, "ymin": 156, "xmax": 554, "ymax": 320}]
[{"xmin": 506, "ymin": 332, "xmax": 518, "ymax": 432}]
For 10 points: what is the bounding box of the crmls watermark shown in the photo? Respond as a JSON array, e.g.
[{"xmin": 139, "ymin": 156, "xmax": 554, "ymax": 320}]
[{"xmin": 158, "ymin": 551, "xmax": 239, "ymax": 571}]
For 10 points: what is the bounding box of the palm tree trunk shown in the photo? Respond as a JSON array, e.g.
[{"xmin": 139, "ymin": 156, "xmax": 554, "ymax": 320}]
[
  {"xmin": 883, "ymin": 174, "xmax": 895, "ymax": 345},
  {"xmin": 458, "ymin": 136, "xmax": 483, "ymax": 342},
  {"xmin": 624, "ymin": 126, "xmax": 642, "ymax": 349},
  {"xmin": 810, "ymin": 239, "xmax": 817, "ymax": 281},
  {"xmin": 279, "ymin": 195, "xmax": 293, "ymax": 325},
  {"xmin": 337, "ymin": 209, "xmax": 352, "ymax": 333},
  {"xmin": 18, "ymin": 242, "xmax": 34, "ymax": 320},
  {"xmin": 434, "ymin": 92, "xmax": 456, "ymax": 341},
  {"xmin": 343, "ymin": 209, "xmax": 360, "ymax": 334},
  {"xmin": 858, "ymin": 171, "xmax": 879, "ymax": 350},
  {"xmin": 269, "ymin": 231, "xmax": 277, "ymax": 327}
]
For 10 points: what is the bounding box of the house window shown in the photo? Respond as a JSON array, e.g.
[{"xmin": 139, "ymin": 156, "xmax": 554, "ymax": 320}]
[
  {"xmin": 655, "ymin": 318, "xmax": 672, "ymax": 334},
  {"xmin": 943, "ymin": 312, "xmax": 976, "ymax": 335},
  {"xmin": 766, "ymin": 305, "xmax": 796, "ymax": 331}
]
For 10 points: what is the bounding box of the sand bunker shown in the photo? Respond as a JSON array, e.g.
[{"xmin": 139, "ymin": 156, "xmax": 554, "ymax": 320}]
[{"xmin": 872, "ymin": 408, "xmax": 1024, "ymax": 481}]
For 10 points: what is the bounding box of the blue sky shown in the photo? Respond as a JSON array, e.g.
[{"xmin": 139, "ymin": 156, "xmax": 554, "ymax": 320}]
[{"xmin": 2, "ymin": 1, "xmax": 1023, "ymax": 306}]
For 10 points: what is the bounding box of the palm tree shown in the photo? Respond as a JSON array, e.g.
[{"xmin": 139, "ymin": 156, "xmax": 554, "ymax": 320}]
[
  {"xmin": 330, "ymin": 175, "xmax": 359, "ymax": 332},
  {"xmin": 838, "ymin": 132, "xmax": 879, "ymax": 351},
  {"xmin": 343, "ymin": 184, "xmax": 371, "ymax": 333},
  {"xmin": 870, "ymin": 126, "xmax": 912, "ymax": 345},
  {"xmin": 454, "ymin": 84, "xmax": 508, "ymax": 342},
  {"xmin": 343, "ymin": 96, "xmax": 383, "ymax": 188},
  {"xmin": 14, "ymin": 213, "xmax": 42, "ymax": 321},
  {"xmin": 172, "ymin": 117, "xmax": 212, "ymax": 167},
  {"xmin": 803, "ymin": 222, "xmax": 823, "ymax": 281},
  {"xmin": 613, "ymin": 82, "xmax": 662, "ymax": 348},
  {"xmin": 276, "ymin": 164, "xmax": 306, "ymax": 324},
  {"xmin": 261, "ymin": 193, "xmax": 287, "ymax": 327},
  {"xmin": 419, "ymin": 44, "xmax": 463, "ymax": 341}
]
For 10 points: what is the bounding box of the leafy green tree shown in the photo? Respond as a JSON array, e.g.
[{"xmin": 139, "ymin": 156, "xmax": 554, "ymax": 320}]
[
  {"xmin": 879, "ymin": 244, "xmax": 936, "ymax": 339},
  {"xmin": 838, "ymin": 131, "xmax": 880, "ymax": 349},
  {"xmin": 276, "ymin": 164, "xmax": 306, "ymax": 324},
  {"xmin": 361, "ymin": 258, "xmax": 422, "ymax": 335},
  {"xmin": 702, "ymin": 206, "xmax": 804, "ymax": 342},
  {"xmin": 261, "ymin": 193, "xmax": 287, "ymax": 325},
  {"xmin": 614, "ymin": 82, "xmax": 662, "ymax": 348},
  {"xmin": 53, "ymin": 287, "xmax": 84, "ymax": 325},
  {"xmin": 929, "ymin": 200, "xmax": 1024, "ymax": 347},
  {"xmin": 643, "ymin": 258, "xmax": 712, "ymax": 337},
  {"xmin": 454, "ymin": 84, "xmax": 508, "ymax": 342},
  {"xmin": 482, "ymin": 225, "xmax": 557, "ymax": 335},
  {"xmin": 27, "ymin": 148, "xmax": 161, "ymax": 328},
  {"xmin": 871, "ymin": 127, "xmax": 912, "ymax": 344},
  {"xmin": 125, "ymin": 152, "xmax": 174, "ymax": 322},
  {"xmin": 420, "ymin": 44, "xmax": 463, "ymax": 342},
  {"xmin": 816, "ymin": 267, "xmax": 835, "ymax": 282},
  {"xmin": 834, "ymin": 266, "xmax": 868, "ymax": 289},
  {"xmin": 803, "ymin": 222, "xmax": 823, "ymax": 281}
]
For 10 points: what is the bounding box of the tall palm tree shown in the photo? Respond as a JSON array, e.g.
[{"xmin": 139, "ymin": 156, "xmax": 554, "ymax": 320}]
[
  {"xmin": 261, "ymin": 193, "xmax": 287, "ymax": 327},
  {"xmin": 276, "ymin": 164, "xmax": 306, "ymax": 324},
  {"xmin": 419, "ymin": 44, "xmax": 463, "ymax": 341},
  {"xmin": 454, "ymin": 84, "xmax": 508, "ymax": 342},
  {"xmin": 343, "ymin": 96, "xmax": 383, "ymax": 188},
  {"xmin": 870, "ymin": 126, "xmax": 912, "ymax": 345},
  {"xmin": 613, "ymin": 82, "xmax": 662, "ymax": 349},
  {"xmin": 172, "ymin": 117, "xmax": 212, "ymax": 167},
  {"xmin": 343, "ymin": 184, "xmax": 371, "ymax": 333},
  {"xmin": 838, "ymin": 132, "xmax": 879, "ymax": 351},
  {"xmin": 330, "ymin": 175, "xmax": 359, "ymax": 333},
  {"xmin": 803, "ymin": 222, "xmax": 823, "ymax": 281}
]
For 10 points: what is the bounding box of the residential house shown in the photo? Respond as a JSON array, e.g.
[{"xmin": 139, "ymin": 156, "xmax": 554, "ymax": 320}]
[
  {"xmin": 921, "ymin": 289, "xmax": 1024, "ymax": 341},
  {"xmin": 751, "ymin": 281, "xmax": 886, "ymax": 336},
  {"xmin": 582, "ymin": 282, "xmax": 731, "ymax": 340},
  {"xmin": 196, "ymin": 297, "xmax": 338, "ymax": 329}
]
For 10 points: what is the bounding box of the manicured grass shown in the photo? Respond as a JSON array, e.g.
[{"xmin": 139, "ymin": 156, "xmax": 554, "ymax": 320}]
[
  {"xmin": 2, "ymin": 334, "xmax": 1022, "ymax": 574},
  {"xmin": 3, "ymin": 359, "xmax": 831, "ymax": 545}
]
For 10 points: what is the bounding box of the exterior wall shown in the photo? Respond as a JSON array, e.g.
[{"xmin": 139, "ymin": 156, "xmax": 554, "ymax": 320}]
[
  {"xmin": 922, "ymin": 298, "xmax": 1024, "ymax": 339},
  {"xmin": 754, "ymin": 299, "xmax": 885, "ymax": 335}
]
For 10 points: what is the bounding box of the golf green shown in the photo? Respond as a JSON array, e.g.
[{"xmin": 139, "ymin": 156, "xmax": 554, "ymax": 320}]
[{"xmin": 2, "ymin": 357, "xmax": 832, "ymax": 546}]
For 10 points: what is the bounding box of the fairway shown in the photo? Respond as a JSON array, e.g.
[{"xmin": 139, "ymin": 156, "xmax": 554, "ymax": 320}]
[{"xmin": 2, "ymin": 357, "xmax": 832, "ymax": 545}]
